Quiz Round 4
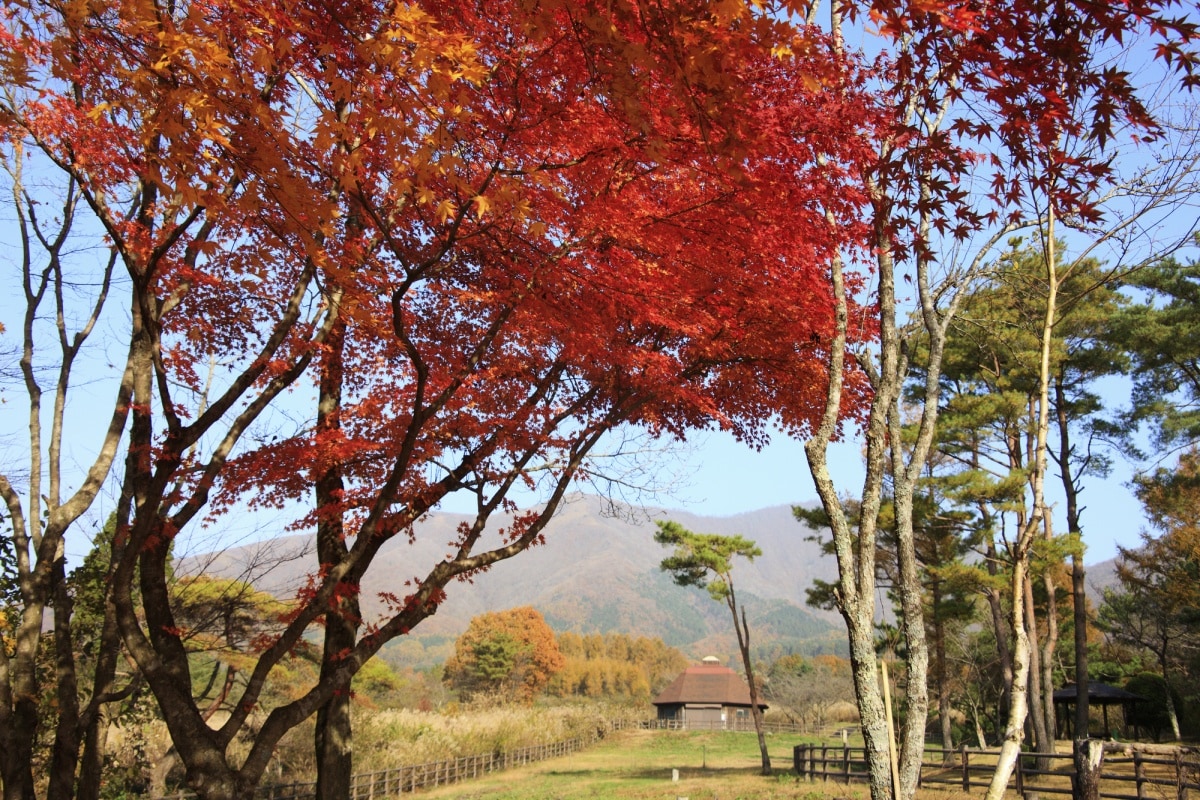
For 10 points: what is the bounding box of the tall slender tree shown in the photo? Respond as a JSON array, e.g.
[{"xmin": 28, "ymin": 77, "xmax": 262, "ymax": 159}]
[
  {"xmin": 655, "ymin": 521, "xmax": 771, "ymax": 775},
  {"xmin": 798, "ymin": 0, "xmax": 1197, "ymax": 795}
]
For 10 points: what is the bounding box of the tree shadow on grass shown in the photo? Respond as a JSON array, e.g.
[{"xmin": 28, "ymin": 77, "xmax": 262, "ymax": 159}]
[{"xmin": 543, "ymin": 766, "xmax": 785, "ymax": 781}]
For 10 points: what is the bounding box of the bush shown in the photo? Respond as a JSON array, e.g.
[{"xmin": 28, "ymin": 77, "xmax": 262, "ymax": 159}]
[{"xmin": 1124, "ymin": 673, "xmax": 1185, "ymax": 741}]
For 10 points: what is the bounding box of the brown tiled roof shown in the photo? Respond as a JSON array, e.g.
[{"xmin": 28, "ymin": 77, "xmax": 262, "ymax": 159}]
[{"xmin": 651, "ymin": 662, "xmax": 766, "ymax": 709}]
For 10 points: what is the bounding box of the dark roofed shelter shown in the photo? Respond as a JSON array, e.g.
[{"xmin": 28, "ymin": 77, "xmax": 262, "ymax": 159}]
[
  {"xmin": 652, "ymin": 656, "xmax": 767, "ymax": 731},
  {"xmin": 1053, "ymin": 682, "xmax": 1147, "ymax": 739}
]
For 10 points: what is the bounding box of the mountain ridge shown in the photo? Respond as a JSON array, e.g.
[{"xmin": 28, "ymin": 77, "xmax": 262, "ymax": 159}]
[
  {"xmin": 187, "ymin": 495, "xmax": 843, "ymax": 663},
  {"xmin": 185, "ymin": 494, "xmax": 1124, "ymax": 667}
]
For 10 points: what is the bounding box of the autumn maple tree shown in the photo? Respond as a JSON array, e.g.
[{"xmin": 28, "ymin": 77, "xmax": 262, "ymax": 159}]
[
  {"xmin": 0, "ymin": 1, "xmax": 877, "ymax": 799},
  {"xmin": 4, "ymin": 0, "xmax": 1193, "ymax": 798}
]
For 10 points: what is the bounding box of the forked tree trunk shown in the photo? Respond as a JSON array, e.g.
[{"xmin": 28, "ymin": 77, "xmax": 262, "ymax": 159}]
[{"xmin": 804, "ymin": 229, "xmax": 897, "ymax": 800}]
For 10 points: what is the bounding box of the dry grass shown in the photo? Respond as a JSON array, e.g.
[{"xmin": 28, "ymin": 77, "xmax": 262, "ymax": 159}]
[
  {"xmin": 350, "ymin": 703, "xmax": 615, "ymax": 769},
  {"xmin": 417, "ymin": 728, "xmax": 1000, "ymax": 800},
  {"xmin": 415, "ymin": 726, "xmax": 1197, "ymax": 800},
  {"xmin": 268, "ymin": 701, "xmax": 631, "ymax": 782}
]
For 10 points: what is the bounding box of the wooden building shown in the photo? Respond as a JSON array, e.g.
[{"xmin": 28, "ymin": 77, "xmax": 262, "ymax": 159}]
[
  {"xmin": 1053, "ymin": 682, "xmax": 1147, "ymax": 739},
  {"xmin": 651, "ymin": 656, "xmax": 767, "ymax": 730}
]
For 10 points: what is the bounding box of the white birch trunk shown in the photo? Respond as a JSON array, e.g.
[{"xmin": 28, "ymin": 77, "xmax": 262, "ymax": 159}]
[{"xmin": 985, "ymin": 205, "xmax": 1059, "ymax": 800}]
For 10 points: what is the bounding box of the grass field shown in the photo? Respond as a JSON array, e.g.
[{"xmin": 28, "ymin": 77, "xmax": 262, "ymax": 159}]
[{"xmin": 418, "ymin": 728, "xmax": 978, "ymax": 800}]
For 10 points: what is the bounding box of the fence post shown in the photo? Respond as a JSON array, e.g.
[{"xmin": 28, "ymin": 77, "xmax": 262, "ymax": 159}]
[
  {"xmin": 1177, "ymin": 749, "xmax": 1185, "ymax": 800},
  {"xmin": 1015, "ymin": 752, "xmax": 1024, "ymax": 797},
  {"xmin": 962, "ymin": 746, "xmax": 970, "ymax": 792},
  {"xmin": 843, "ymin": 743, "xmax": 851, "ymax": 784}
]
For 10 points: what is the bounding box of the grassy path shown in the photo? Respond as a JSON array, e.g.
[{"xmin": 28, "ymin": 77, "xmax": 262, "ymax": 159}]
[{"xmin": 419, "ymin": 728, "xmax": 928, "ymax": 800}]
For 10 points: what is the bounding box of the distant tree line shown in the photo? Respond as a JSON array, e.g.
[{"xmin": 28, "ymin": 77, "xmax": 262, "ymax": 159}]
[{"xmin": 439, "ymin": 607, "xmax": 690, "ymax": 704}]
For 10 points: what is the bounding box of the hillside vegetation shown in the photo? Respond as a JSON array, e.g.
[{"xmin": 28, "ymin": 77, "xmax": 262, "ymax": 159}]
[{"xmin": 186, "ymin": 497, "xmax": 846, "ymax": 666}]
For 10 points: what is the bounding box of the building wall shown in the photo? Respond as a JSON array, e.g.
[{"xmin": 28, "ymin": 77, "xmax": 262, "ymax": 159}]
[
  {"xmin": 684, "ymin": 706, "xmax": 725, "ymax": 729},
  {"xmin": 655, "ymin": 703, "xmax": 758, "ymax": 729}
]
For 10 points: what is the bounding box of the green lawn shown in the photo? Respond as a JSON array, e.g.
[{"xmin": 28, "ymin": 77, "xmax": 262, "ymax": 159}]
[{"xmin": 419, "ymin": 728, "xmax": 888, "ymax": 800}]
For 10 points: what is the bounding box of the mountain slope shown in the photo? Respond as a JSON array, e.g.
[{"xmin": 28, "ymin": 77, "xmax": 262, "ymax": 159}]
[{"xmin": 187, "ymin": 495, "xmax": 842, "ymax": 663}]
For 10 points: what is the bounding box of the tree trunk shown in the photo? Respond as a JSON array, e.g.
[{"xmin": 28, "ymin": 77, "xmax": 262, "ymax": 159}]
[
  {"xmin": 803, "ymin": 162, "xmax": 896, "ymax": 800},
  {"xmin": 1072, "ymin": 556, "xmax": 1089, "ymax": 737},
  {"xmin": 1072, "ymin": 739, "xmax": 1103, "ymax": 800},
  {"xmin": 112, "ymin": 295, "xmax": 246, "ymax": 800},
  {"xmin": 1158, "ymin": 653, "xmax": 1181, "ymax": 741},
  {"xmin": 986, "ymin": 556, "xmax": 1033, "ymax": 800},
  {"xmin": 891, "ymin": 470, "xmax": 931, "ymax": 798},
  {"xmin": 846, "ymin": 611, "xmax": 894, "ymax": 800},
  {"xmin": 1055, "ymin": 374, "xmax": 1090, "ymax": 740},
  {"xmin": 79, "ymin": 487, "xmax": 136, "ymax": 800},
  {"xmin": 76, "ymin": 704, "xmax": 112, "ymax": 800},
  {"xmin": 1024, "ymin": 575, "xmax": 1051, "ymax": 768},
  {"xmin": 733, "ymin": 604, "xmax": 770, "ymax": 775},
  {"xmin": 933, "ymin": 590, "xmax": 955, "ymax": 763},
  {"xmin": 1041, "ymin": 559, "xmax": 1059, "ymax": 744},
  {"xmin": 48, "ymin": 556, "xmax": 81, "ymax": 800},
  {"xmin": 6, "ymin": 601, "xmax": 46, "ymax": 800},
  {"xmin": 987, "ymin": 198, "xmax": 1059, "ymax": 800},
  {"xmin": 314, "ymin": 317, "xmax": 359, "ymax": 800},
  {"xmin": 983, "ymin": 532, "xmax": 1014, "ymax": 732}
]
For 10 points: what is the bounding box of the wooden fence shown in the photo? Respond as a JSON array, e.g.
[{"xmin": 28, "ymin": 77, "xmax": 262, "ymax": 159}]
[
  {"xmin": 793, "ymin": 742, "xmax": 1200, "ymax": 799},
  {"xmin": 156, "ymin": 719, "xmax": 644, "ymax": 800},
  {"xmin": 261, "ymin": 737, "xmax": 596, "ymax": 800}
]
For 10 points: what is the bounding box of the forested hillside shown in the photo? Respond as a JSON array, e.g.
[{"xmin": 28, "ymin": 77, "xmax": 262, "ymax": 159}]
[{"xmin": 186, "ymin": 495, "xmax": 844, "ymax": 667}]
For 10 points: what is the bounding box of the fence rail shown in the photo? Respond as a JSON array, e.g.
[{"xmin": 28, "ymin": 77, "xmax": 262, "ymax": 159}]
[
  {"xmin": 639, "ymin": 718, "xmax": 822, "ymax": 734},
  {"xmin": 793, "ymin": 742, "xmax": 1200, "ymax": 799},
  {"xmin": 154, "ymin": 719, "xmax": 646, "ymax": 800}
]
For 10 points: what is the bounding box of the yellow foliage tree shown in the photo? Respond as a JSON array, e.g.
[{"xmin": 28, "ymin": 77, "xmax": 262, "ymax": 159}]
[{"xmin": 443, "ymin": 607, "xmax": 564, "ymax": 703}]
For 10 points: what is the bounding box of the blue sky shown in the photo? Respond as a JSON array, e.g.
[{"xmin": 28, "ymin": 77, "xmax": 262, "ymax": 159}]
[
  {"xmin": 433, "ymin": 419, "xmax": 1148, "ymax": 566},
  {"xmin": 646, "ymin": 426, "xmax": 1146, "ymax": 565}
]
